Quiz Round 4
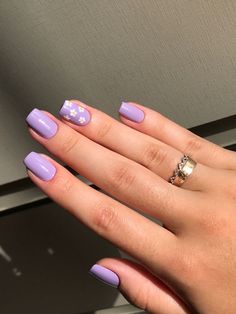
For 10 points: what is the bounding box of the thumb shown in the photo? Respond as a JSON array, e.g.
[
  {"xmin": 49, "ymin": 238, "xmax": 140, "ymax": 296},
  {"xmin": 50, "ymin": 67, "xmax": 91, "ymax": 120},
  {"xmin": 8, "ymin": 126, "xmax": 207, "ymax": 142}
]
[{"xmin": 89, "ymin": 258, "xmax": 189, "ymax": 314}]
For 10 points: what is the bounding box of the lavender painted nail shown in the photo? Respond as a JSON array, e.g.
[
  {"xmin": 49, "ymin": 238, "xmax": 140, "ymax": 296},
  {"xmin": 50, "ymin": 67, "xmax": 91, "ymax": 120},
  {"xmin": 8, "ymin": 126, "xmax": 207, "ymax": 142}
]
[
  {"xmin": 119, "ymin": 102, "xmax": 145, "ymax": 123},
  {"xmin": 89, "ymin": 264, "xmax": 120, "ymax": 288},
  {"xmin": 23, "ymin": 152, "xmax": 56, "ymax": 181},
  {"xmin": 59, "ymin": 100, "xmax": 91, "ymax": 126},
  {"xmin": 26, "ymin": 108, "xmax": 58, "ymax": 139}
]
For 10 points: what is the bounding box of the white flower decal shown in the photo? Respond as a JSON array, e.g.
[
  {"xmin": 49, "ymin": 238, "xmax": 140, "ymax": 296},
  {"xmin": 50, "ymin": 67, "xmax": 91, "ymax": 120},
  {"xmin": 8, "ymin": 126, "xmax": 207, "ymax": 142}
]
[
  {"xmin": 79, "ymin": 116, "xmax": 86, "ymax": 124},
  {"xmin": 64, "ymin": 100, "xmax": 72, "ymax": 108},
  {"xmin": 70, "ymin": 109, "xmax": 77, "ymax": 117},
  {"xmin": 78, "ymin": 106, "xmax": 85, "ymax": 112},
  {"xmin": 63, "ymin": 114, "xmax": 71, "ymax": 120}
]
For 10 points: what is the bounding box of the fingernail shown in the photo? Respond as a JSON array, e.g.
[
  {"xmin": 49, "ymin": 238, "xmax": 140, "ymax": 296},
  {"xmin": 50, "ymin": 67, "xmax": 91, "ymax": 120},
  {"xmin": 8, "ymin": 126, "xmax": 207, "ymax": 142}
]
[
  {"xmin": 119, "ymin": 102, "xmax": 145, "ymax": 123},
  {"xmin": 59, "ymin": 100, "xmax": 91, "ymax": 126},
  {"xmin": 26, "ymin": 108, "xmax": 58, "ymax": 139},
  {"xmin": 23, "ymin": 152, "xmax": 56, "ymax": 181},
  {"xmin": 89, "ymin": 264, "xmax": 120, "ymax": 288}
]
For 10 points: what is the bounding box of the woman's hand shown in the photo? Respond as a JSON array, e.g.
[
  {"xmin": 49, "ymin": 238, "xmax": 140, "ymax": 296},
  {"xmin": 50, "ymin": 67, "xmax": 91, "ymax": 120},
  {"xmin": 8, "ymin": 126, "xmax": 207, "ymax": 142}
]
[{"xmin": 23, "ymin": 100, "xmax": 236, "ymax": 314}]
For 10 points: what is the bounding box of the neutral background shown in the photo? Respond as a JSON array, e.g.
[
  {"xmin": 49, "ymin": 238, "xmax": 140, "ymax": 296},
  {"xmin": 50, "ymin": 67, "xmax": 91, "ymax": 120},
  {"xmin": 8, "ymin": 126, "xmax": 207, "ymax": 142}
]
[{"xmin": 1, "ymin": 0, "xmax": 236, "ymax": 185}]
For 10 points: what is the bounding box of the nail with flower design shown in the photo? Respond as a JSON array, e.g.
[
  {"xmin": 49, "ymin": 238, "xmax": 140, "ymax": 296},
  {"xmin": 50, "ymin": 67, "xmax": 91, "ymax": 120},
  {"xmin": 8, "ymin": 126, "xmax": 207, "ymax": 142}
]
[{"xmin": 59, "ymin": 100, "xmax": 91, "ymax": 126}]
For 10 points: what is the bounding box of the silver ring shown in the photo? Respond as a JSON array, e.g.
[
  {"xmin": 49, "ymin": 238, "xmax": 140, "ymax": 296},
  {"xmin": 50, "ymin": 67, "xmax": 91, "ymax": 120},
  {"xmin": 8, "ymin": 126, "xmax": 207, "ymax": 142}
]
[{"xmin": 169, "ymin": 155, "xmax": 197, "ymax": 187}]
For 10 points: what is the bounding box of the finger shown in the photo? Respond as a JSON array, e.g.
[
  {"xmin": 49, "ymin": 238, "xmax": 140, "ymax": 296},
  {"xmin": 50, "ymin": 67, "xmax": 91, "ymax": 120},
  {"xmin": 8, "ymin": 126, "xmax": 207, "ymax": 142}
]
[
  {"xmin": 23, "ymin": 152, "xmax": 176, "ymax": 274},
  {"xmin": 90, "ymin": 258, "xmax": 190, "ymax": 314},
  {"xmin": 118, "ymin": 102, "xmax": 236, "ymax": 170},
  {"xmin": 26, "ymin": 109, "xmax": 199, "ymax": 231},
  {"xmin": 58, "ymin": 100, "xmax": 210, "ymax": 191}
]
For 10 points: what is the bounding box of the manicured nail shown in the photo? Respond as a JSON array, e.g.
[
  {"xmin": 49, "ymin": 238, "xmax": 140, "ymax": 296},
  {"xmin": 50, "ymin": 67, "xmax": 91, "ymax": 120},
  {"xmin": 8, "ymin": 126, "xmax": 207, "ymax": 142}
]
[
  {"xmin": 89, "ymin": 264, "xmax": 120, "ymax": 288},
  {"xmin": 23, "ymin": 152, "xmax": 56, "ymax": 181},
  {"xmin": 26, "ymin": 108, "xmax": 58, "ymax": 139},
  {"xmin": 59, "ymin": 100, "xmax": 91, "ymax": 126},
  {"xmin": 119, "ymin": 102, "xmax": 145, "ymax": 123}
]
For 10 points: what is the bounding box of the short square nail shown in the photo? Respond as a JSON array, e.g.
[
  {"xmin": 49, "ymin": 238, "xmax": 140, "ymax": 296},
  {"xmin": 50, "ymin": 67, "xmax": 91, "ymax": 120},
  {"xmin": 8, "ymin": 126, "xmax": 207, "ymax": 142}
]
[
  {"xmin": 89, "ymin": 264, "xmax": 120, "ymax": 288},
  {"xmin": 23, "ymin": 152, "xmax": 56, "ymax": 181},
  {"xmin": 26, "ymin": 108, "xmax": 58, "ymax": 139},
  {"xmin": 119, "ymin": 102, "xmax": 145, "ymax": 123},
  {"xmin": 59, "ymin": 100, "xmax": 91, "ymax": 126}
]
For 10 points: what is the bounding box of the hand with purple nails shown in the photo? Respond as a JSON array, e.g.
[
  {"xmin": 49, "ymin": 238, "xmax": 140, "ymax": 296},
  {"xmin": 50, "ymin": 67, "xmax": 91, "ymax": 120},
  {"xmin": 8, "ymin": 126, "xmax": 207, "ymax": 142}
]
[{"xmin": 24, "ymin": 99, "xmax": 236, "ymax": 314}]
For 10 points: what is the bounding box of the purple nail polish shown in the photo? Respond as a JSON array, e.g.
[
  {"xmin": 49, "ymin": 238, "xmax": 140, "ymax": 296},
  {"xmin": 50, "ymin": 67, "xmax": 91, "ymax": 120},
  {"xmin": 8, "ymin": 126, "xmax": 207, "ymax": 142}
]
[
  {"xmin": 119, "ymin": 102, "xmax": 145, "ymax": 123},
  {"xmin": 89, "ymin": 264, "xmax": 120, "ymax": 288},
  {"xmin": 26, "ymin": 108, "xmax": 58, "ymax": 139},
  {"xmin": 23, "ymin": 152, "xmax": 56, "ymax": 181},
  {"xmin": 59, "ymin": 100, "xmax": 91, "ymax": 126}
]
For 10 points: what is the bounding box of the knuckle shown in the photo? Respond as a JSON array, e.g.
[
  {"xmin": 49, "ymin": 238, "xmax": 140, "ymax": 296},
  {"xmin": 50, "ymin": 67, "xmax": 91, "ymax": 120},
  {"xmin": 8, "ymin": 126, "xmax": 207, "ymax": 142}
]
[
  {"xmin": 61, "ymin": 134, "xmax": 80, "ymax": 155},
  {"xmin": 198, "ymin": 211, "xmax": 218, "ymax": 233},
  {"xmin": 107, "ymin": 162, "xmax": 136, "ymax": 191},
  {"xmin": 141, "ymin": 142, "xmax": 168, "ymax": 169},
  {"xmin": 184, "ymin": 136, "xmax": 203, "ymax": 154},
  {"xmin": 95, "ymin": 121, "xmax": 113, "ymax": 141},
  {"xmin": 92, "ymin": 201, "xmax": 118, "ymax": 234},
  {"xmin": 196, "ymin": 202, "xmax": 231, "ymax": 237},
  {"xmin": 168, "ymin": 245, "xmax": 201, "ymax": 287},
  {"xmin": 53, "ymin": 174, "xmax": 74, "ymax": 195},
  {"xmin": 198, "ymin": 210, "xmax": 228, "ymax": 236}
]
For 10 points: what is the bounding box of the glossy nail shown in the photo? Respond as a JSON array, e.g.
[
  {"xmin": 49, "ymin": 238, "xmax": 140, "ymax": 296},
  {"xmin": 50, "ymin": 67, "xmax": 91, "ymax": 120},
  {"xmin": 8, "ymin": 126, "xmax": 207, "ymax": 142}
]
[
  {"xmin": 23, "ymin": 152, "xmax": 56, "ymax": 181},
  {"xmin": 119, "ymin": 102, "xmax": 145, "ymax": 123},
  {"xmin": 59, "ymin": 100, "xmax": 91, "ymax": 126},
  {"xmin": 89, "ymin": 264, "xmax": 120, "ymax": 288},
  {"xmin": 26, "ymin": 108, "xmax": 58, "ymax": 139}
]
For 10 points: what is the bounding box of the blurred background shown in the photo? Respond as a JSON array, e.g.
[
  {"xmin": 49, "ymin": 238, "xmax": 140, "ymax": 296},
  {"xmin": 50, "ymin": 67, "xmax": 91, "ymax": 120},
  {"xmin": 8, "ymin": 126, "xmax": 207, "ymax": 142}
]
[{"xmin": 0, "ymin": 1, "xmax": 236, "ymax": 313}]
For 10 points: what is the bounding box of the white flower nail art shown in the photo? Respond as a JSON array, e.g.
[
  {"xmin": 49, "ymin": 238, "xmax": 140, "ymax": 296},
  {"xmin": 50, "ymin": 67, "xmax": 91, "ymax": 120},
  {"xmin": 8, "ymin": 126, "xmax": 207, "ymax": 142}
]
[
  {"xmin": 79, "ymin": 116, "xmax": 86, "ymax": 124},
  {"xmin": 78, "ymin": 106, "xmax": 85, "ymax": 112},
  {"xmin": 64, "ymin": 100, "xmax": 72, "ymax": 108},
  {"xmin": 70, "ymin": 109, "xmax": 77, "ymax": 117},
  {"xmin": 63, "ymin": 114, "xmax": 71, "ymax": 120}
]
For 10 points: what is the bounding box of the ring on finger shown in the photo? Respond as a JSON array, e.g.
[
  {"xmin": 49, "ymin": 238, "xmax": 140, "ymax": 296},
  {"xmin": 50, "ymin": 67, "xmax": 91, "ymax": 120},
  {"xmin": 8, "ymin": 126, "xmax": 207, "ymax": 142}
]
[{"xmin": 169, "ymin": 155, "xmax": 197, "ymax": 187}]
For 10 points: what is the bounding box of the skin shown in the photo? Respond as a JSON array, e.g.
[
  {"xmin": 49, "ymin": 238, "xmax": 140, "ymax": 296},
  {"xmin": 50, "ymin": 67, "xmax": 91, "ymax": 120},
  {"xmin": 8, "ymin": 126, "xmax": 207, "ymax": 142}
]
[{"xmin": 26, "ymin": 100, "xmax": 236, "ymax": 313}]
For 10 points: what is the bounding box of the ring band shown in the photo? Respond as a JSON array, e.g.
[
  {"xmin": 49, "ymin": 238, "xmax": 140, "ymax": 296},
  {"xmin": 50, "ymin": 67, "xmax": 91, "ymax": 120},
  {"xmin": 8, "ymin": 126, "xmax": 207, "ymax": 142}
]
[{"xmin": 169, "ymin": 155, "xmax": 197, "ymax": 187}]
